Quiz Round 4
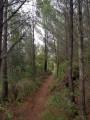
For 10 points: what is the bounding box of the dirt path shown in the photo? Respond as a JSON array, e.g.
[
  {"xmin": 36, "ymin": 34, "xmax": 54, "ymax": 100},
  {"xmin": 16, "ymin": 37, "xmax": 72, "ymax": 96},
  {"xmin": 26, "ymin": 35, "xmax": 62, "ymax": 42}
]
[{"xmin": 11, "ymin": 74, "xmax": 55, "ymax": 120}]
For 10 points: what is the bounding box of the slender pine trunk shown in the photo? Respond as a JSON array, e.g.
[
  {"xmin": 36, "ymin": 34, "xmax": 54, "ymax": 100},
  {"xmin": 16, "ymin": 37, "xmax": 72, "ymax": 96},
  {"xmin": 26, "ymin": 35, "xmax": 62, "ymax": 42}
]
[
  {"xmin": 56, "ymin": 39, "xmax": 59, "ymax": 77},
  {"xmin": 78, "ymin": 0, "xmax": 87, "ymax": 119},
  {"xmin": 32, "ymin": 23, "xmax": 35, "ymax": 81},
  {"xmin": 44, "ymin": 30, "xmax": 48, "ymax": 72},
  {"xmin": 2, "ymin": 0, "xmax": 8, "ymax": 101},
  {"xmin": 68, "ymin": 0, "xmax": 75, "ymax": 102},
  {"xmin": 0, "ymin": 0, "xmax": 4, "ymax": 70}
]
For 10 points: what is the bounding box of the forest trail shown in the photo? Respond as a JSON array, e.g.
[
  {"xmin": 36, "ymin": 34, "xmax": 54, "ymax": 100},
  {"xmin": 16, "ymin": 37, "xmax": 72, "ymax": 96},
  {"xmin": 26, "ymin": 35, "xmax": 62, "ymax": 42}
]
[{"xmin": 11, "ymin": 73, "xmax": 55, "ymax": 120}]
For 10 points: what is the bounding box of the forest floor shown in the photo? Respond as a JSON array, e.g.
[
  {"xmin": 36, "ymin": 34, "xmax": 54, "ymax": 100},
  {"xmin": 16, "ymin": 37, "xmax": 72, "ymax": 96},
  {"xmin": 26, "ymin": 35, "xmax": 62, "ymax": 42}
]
[
  {"xmin": 1, "ymin": 73, "xmax": 89, "ymax": 120},
  {"xmin": 10, "ymin": 73, "xmax": 55, "ymax": 120}
]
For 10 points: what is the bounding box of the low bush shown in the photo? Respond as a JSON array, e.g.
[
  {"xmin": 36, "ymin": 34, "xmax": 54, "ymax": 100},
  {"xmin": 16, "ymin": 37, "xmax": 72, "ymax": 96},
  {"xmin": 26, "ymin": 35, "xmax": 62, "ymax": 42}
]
[
  {"xmin": 47, "ymin": 69, "xmax": 52, "ymax": 76},
  {"xmin": 42, "ymin": 87, "xmax": 77, "ymax": 120},
  {"xmin": 72, "ymin": 62, "xmax": 79, "ymax": 79},
  {"xmin": 8, "ymin": 77, "xmax": 43, "ymax": 102},
  {"xmin": 57, "ymin": 61, "xmax": 68, "ymax": 83},
  {"xmin": 42, "ymin": 61, "xmax": 80, "ymax": 120}
]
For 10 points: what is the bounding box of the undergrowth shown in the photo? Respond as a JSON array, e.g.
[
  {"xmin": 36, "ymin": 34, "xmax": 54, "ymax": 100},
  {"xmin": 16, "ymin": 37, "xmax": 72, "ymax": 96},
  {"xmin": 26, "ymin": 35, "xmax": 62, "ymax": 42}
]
[
  {"xmin": 42, "ymin": 61, "xmax": 80, "ymax": 120},
  {"xmin": 0, "ymin": 69, "xmax": 52, "ymax": 119},
  {"xmin": 42, "ymin": 87, "xmax": 79, "ymax": 120}
]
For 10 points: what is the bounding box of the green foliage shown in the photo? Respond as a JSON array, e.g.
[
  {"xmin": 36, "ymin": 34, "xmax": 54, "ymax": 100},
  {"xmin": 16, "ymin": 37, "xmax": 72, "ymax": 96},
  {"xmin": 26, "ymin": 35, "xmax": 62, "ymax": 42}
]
[
  {"xmin": 47, "ymin": 69, "xmax": 52, "ymax": 75},
  {"xmin": 8, "ymin": 77, "xmax": 43, "ymax": 102},
  {"xmin": 43, "ymin": 110, "xmax": 65, "ymax": 120},
  {"xmin": 56, "ymin": 61, "xmax": 79, "ymax": 84},
  {"xmin": 56, "ymin": 61, "xmax": 68, "ymax": 84},
  {"xmin": 58, "ymin": 61, "xmax": 68, "ymax": 75},
  {"xmin": 42, "ymin": 61, "xmax": 80, "ymax": 120},
  {"xmin": 5, "ymin": 110, "xmax": 13, "ymax": 120},
  {"xmin": 36, "ymin": 65, "xmax": 44, "ymax": 77},
  {"xmin": 37, "ymin": 0, "xmax": 52, "ymax": 18},
  {"xmin": 43, "ymin": 87, "xmax": 77, "ymax": 120},
  {"xmin": 72, "ymin": 62, "xmax": 79, "ymax": 78},
  {"xmin": 25, "ymin": 66, "xmax": 33, "ymax": 78},
  {"xmin": 0, "ymin": 105, "xmax": 13, "ymax": 120}
]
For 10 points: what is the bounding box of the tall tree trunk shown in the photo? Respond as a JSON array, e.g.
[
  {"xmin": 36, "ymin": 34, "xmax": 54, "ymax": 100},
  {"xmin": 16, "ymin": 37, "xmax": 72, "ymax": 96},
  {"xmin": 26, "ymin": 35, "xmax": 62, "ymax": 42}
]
[
  {"xmin": 86, "ymin": 0, "xmax": 90, "ymax": 55},
  {"xmin": 56, "ymin": 39, "xmax": 59, "ymax": 77},
  {"xmin": 53, "ymin": 38, "xmax": 58, "ymax": 76},
  {"xmin": 32, "ymin": 0, "xmax": 35, "ymax": 81},
  {"xmin": 86, "ymin": 0, "xmax": 90, "ymax": 29},
  {"xmin": 68, "ymin": 0, "xmax": 75, "ymax": 102},
  {"xmin": 32, "ymin": 23, "xmax": 35, "ymax": 81},
  {"xmin": 2, "ymin": 0, "xmax": 8, "ymax": 101},
  {"xmin": 53, "ymin": 37, "xmax": 59, "ymax": 77},
  {"xmin": 65, "ymin": 10, "xmax": 69, "ymax": 61},
  {"xmin": 78, "ymin": 0, "xmax": 87, "ymax": 119},
  {"xmin": 0, "ymin": 0, "xmax": 4, "ymax": 70},
  {"xmin": 53, "ymin": 38, "xmax": 57, "ymax": 63},
  {"xmin": 44, "ymin": 30, "xmax": 48, "ymax": 72}
]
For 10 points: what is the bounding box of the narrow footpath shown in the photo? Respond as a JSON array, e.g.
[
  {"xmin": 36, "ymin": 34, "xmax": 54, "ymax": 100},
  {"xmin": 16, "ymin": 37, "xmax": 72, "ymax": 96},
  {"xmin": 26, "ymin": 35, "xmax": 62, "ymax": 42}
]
[{"xmin": 12, "ymin": 74, "xmax": 55, "ymax": 120}]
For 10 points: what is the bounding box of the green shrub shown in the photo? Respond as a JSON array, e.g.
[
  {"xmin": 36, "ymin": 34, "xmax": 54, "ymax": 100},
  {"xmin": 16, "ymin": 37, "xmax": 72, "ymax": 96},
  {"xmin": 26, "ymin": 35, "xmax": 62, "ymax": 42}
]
[
  {"xmin": 54, "ymin": 61, "xmax": 68, "ymax": 86},
  {"xmin": 42, "ymin": 110, "xmax": 65, "ymax": 120},
  {"xmin": 43, "ymin": 87, "xmax": 77, "ymax": 120},
  {"xmin": 47, "ymin": 69, "xmax": 52, "ymax": 75},
  {"xmin": 58, "ymin": 61, "xmax": 68, "ymax": 73},
  {"xmin": 5, "ymin": 110, "xmax": 13, "ymax": 120},
  {"xmin": 72, "ymin": 62, "xmax": 79, "ymax": 78}
]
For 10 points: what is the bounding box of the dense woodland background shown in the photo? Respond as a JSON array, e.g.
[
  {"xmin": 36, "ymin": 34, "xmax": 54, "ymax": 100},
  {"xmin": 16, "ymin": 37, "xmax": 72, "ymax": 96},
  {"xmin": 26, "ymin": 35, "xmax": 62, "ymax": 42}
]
[{"xmin": 0, "ymin": 0, "xmax": 90, "ymax": 120}]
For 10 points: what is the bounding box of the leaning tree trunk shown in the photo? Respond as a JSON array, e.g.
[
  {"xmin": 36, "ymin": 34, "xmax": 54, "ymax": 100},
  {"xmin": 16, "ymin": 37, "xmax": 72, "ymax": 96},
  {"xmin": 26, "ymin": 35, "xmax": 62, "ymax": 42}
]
[
  {"xmin": 2, "ymin": 0, "xmax": 8, "ymax": 101},
  {"xmin": 0, "ymin": 0, "xmax": 4, "ymax": 70},
  {"xmin": 68, "ymin": 0, "xmax": 75, "ymax": 102},
  {"xmin": 78, "ymin": 0, "xmax": 87, "ymax": 119}
]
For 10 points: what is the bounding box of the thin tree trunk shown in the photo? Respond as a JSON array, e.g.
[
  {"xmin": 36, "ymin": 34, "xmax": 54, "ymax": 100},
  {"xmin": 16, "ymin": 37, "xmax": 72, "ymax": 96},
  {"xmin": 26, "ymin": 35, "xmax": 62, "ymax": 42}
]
[
  {"xmin": 78, "ymin": 0, "xmax": 87, "ymax": 119},
  {"xmin": 65, "ymin": 11, "xmax": 69, "ymax": 61},
  {"xmin": 0, "ymin": 0, "xmax": 4, "ymax": 70},
  {"xmin": 68, "ymin": 0, "xmax": 75, "ymax": 102},
  {"xmin": 87, "ymin": 0, "xmax": 90, "ymax": 62},
  {"xmin": 53, "ymin": 38, "xmax": 57, "ymax": 62},
  {"xmin": 56, "ymin": 39, "xmax": 59, "ymax": 77},
  {"xmin": 86, "ymin": 0, "xmax": 90, "ymax": 27},
  {"xmin": 53, "ymin": 38, "xmax": 58, "ymax": 76},
  {"xmin": 32, "ymin": 23, "xmax": 35, "ymax": 81},
  {"xmin": 53, "ymin": 37, "xmax": 59, "ymax": 77},
  {"xmin": 32, "ymin": 0, "xmax": 35, "ymax": 81},
  {"xmin": 44, "ymin": 30, "xmax": 48, "ymax": 72},
  {"xmin": 2, "ymin": 0, "xmax": 8, "ymax": 101}
]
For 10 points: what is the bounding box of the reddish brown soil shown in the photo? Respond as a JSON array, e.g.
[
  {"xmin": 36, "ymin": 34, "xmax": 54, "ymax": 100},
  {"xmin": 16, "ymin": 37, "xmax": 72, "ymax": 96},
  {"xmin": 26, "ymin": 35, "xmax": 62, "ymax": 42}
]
[{"xmin": 10, "ymin": 74, "xmax": 55, "ymax": 120}]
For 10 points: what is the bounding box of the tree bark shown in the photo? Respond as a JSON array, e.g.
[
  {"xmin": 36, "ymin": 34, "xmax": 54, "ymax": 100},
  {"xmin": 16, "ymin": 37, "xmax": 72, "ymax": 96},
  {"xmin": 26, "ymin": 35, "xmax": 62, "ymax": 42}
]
[
  {"xmin": 68, "ymin": 0, "xmax": 75, "ymax": 102},
  {"xmin": 44, "ymin": 30, "xmax": 48, "ymax": 72},
  {"xmin": 0, "ymin": 0, "xmax": 4, "ymax": 70},
  {"xmin": 2, "ymin": 0, "xmax": 8, "ymax": 101},
  {"xmin": 65, "ymin": 9, "xmax": 69, "ymax": 61},
  {"xmin": 78, "ymin": 0, "xmax": 87, "ymax": 119},
  {"xmin": 32, "ymin": 23, "xmax": 35, "ymax": 81},
  {"xmin": 53, "ymin": 38, "xmax": 58, "ymax": 76},
  {"xmin": 56, "ymin": 39, "xmax": 59, "ymax": 77}
]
